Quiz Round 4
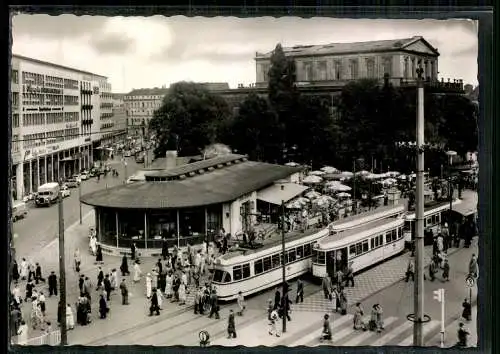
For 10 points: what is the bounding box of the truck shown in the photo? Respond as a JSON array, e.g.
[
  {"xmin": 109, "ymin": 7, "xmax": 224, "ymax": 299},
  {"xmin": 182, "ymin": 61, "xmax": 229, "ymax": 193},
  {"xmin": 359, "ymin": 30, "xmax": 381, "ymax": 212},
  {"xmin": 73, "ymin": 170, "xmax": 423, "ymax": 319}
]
[{"xmin": 35, "ymin": 182, "xmax": 60, "ymax": 207}]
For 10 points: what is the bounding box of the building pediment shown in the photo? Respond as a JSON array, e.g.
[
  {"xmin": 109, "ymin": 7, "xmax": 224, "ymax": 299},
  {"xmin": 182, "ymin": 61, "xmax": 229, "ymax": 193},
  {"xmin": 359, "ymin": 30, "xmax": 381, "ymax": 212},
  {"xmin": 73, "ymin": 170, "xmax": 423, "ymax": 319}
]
[{"xmin": 402, "ymin": 38, "xmax": 439, "ymax": 56}]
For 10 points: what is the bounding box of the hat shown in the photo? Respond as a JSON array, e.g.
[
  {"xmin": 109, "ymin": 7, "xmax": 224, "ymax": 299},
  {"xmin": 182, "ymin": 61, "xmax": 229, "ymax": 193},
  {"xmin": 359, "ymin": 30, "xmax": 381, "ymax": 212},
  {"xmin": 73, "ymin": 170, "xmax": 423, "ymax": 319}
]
[{"xmin": 444, "ymin": 222, "xmax": 448, "ymax": 227}]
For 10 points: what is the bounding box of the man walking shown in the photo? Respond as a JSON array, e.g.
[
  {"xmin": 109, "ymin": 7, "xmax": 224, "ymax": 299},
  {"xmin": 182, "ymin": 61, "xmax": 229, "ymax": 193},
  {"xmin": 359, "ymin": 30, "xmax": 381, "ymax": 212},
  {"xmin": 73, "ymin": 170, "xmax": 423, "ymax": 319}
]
[
  {"xmin": 208, "ymin": 289, "xmax": 220, "ymax": 319},
  {"xmin": 35, "ymin": 263, "xmax": 45, "ymax": 284},
  {"xmin": 296, "ymin": 278, "xmax": 304, "ymax": 303},
  {"xmin": 406, "ymin": 257, "xmax": 415, "ymax": 282},
  {"xmin": 103, "ymin": 274, "xmax": 112, "ymax": 301},
  {"xmin": 48, "ymin": 271, "xmax": 58, "ymax": 297},
  {"xmin": 227, "ymin": 309, "xmax": 237, "ymax": 339},
  {"xmin": 120, "ymin": 279, "xmax": 129, "ymax": 305},
  {"xmin": 345, "ymin": 263, "xmax": 355, "ymax": 287},
  {"xmin": 149, "ymin": 288, "xmax": 160, "ymax": 316}
]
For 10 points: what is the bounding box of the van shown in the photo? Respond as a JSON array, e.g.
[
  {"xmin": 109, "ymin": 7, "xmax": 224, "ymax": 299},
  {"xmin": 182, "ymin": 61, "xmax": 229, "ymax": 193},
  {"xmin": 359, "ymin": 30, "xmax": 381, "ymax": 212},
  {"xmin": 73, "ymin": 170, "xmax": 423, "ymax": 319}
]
[
  {"xmin": 12, "ymin": 201, "xmax": 28, "ymax": 222},
  {"xmin": 35, "ymin": 182, "xmax": 60, "ymax": 207}
]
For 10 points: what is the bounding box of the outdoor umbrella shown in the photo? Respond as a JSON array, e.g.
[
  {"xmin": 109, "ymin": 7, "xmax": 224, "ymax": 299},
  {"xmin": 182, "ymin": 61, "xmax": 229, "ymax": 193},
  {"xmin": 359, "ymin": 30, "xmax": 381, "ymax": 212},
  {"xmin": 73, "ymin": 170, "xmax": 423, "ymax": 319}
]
[
  {"xmin": 286, "ymin": 200, "xmax": 303, "ymax": 209},
  {"xmin": 341, "ymin": 171, "xmax": 354, "ymax": 177},
  {"xmin": 326, "ymin": 182, "xmax": 351, "ymax": 192},
  {"xmin": 337, "ymin": 192, "xmax": 351, "ymax": 198},
  {"xmin": 386, "ymin": 171, "xmax": 401, "ymax": 177},
  {"xmin": 303, "ymin": 175, "xmax": 323, "ymax": 184},
  {"xmin": 305, "ymin": 190, "xmax": 322, "ymax": 199},
  {"xmin": 309, "ymin": 170, "xmax": 326, "ymax": 176},
  {"xmin": 320, "ymin": 166, "xmax": 339, "ymax": 174},
  {"xmin": 285, "ymin": 162, "xmax": 300, "ymax": 167},
  {"xmin": 322, "ymin": 173, "xmax": 344, "ymax": 180},
  {"xmin": 355, "ymin": 170, "xmax": 371, "ymax": 176}
]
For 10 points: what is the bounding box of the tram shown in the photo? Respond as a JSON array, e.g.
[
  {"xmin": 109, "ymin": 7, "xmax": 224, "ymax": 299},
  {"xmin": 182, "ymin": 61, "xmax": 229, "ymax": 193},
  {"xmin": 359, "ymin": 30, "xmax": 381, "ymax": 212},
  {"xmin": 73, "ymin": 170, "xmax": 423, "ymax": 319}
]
[
  {"xmin": 312, "ymin": 216, "xmax": 406, "ymax": 279},
  {"xmin": 403, "ymin": 199, "xmax": 462, "ymax": 247}
]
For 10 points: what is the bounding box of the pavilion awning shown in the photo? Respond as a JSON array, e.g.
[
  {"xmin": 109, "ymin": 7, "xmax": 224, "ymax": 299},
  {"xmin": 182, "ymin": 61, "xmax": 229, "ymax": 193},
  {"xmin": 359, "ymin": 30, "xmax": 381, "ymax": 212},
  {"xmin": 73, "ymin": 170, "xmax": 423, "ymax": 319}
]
[
  {"xmin": 257, "ymin": 183, "xmax": 309, "ymax": 205},
  {"xmin": 451, "ymin": 198, "xmax": 477, "ymax": 217}
]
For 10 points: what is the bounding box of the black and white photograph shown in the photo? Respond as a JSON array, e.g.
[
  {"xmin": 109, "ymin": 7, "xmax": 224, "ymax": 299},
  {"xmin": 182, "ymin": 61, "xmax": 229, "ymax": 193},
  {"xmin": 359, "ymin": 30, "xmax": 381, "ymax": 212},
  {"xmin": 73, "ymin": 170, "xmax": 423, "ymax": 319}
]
[{"xmin": 9, "ymin": 14, "xmax": 479, "ymax": 348}]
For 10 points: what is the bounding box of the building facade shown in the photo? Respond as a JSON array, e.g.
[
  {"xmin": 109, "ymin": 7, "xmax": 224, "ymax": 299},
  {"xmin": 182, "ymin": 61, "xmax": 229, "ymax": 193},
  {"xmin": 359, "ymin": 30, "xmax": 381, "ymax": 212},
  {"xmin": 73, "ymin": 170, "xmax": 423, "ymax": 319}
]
[
  {"xmin": 123, "ymin": 87, "xmax": 169, "ymax": 137},
  {"xmin": 254, "ymin": 36, "xmax": 440, "ymax": 87},
  {"xmin": 10, "ymin": 54, "xmax": 112, "ymax": 200}
]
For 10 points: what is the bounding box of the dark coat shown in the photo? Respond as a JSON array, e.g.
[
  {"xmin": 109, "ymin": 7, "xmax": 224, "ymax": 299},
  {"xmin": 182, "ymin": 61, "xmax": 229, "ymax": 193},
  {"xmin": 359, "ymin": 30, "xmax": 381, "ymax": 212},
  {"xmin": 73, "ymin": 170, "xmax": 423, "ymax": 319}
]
[
  {"xmin": 151, "ymin": 292, "xmax": 159, "ymax": 307},
  {"xmin": 98, "ymin": 271, "xmax": 104, "ymax": 282},
  {"xmin": 228, "ymin": 312, "xmax": 235, "ymax": 331},
  {"xmin": 35, "ymin": 265, "xmax": 42, "ymax": 278},
  {"xmin": 48, "ymin": 274, "xmax": 57, "ymax": 288},
  {"xmin": 274, "ymin": 291, "xmax": 281, "ymax": 307},
  {"xmin": 96, "ymin": 247, "xmax": 103, "ymax": 262},
  {"xmin": 12, "ymin": 262, "xmax": 19, "ymax": 281},
  {"xmin": 120, "ymin": 282, "xmax": 128, "ymax": 296},
  {"xmin": 120, "ymin": 256, "xmax": 129, "ymax": 273},
  {"xmin": 104, "ymin": 278, "xmax": 112, "ymax": 292}
]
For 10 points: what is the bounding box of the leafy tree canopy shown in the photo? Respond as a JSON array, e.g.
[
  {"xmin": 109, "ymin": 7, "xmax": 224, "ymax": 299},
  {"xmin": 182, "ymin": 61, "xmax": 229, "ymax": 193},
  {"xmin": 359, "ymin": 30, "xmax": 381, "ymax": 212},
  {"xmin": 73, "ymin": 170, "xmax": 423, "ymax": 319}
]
[{"xmin": 149, "ymin": 81, "xmax": 231, "ymax": 158}]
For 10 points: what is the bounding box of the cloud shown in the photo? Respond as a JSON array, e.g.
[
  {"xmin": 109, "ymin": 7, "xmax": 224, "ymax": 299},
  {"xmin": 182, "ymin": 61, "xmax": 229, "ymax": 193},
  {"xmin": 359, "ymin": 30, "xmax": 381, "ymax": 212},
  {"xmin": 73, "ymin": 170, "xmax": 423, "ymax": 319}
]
[{"xmin": 89, "ymin": 32, "xmax": 135, "ymax": 55}]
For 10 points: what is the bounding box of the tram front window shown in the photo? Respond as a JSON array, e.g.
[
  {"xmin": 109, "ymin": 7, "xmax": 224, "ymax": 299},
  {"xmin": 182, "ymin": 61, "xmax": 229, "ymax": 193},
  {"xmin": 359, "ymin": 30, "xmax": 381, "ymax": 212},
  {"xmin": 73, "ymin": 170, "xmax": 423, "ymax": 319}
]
[
  {"xmin": 212, "ymin": 270, "xmax": 231, "ymax": 283},
  {"xmin": 313, "ymin": 250, "xmax": 326, "ymax": 265}
]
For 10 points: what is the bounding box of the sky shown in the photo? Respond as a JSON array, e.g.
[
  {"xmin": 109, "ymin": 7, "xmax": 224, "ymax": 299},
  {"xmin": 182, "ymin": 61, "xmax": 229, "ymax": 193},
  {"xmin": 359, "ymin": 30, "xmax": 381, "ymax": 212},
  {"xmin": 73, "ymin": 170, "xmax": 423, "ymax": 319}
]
[{"xmin": 11, "ymin": 15, "xmax": 478, "ymax": 93}]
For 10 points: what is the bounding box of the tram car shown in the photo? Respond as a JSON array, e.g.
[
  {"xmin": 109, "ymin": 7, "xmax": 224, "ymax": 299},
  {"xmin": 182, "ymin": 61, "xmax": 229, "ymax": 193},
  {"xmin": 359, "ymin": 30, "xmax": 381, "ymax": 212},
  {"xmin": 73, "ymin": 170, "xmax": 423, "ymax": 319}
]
[
  {"xmin": 312, "ymin": 215, "xmax": 406, "ymax": 279},
  {"xmin": 403, "ymin": 199, "xmax": 462, "ymax": 247}
]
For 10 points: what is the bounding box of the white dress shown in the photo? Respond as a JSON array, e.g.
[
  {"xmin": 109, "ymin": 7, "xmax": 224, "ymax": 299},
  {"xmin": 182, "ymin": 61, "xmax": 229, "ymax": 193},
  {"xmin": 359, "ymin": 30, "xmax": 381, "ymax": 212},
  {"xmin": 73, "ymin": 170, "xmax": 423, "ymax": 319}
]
[
  {"xmin": 145, "ymin": 275, "xmax": 152, "ymax": 298},
  {"xmin": 17, "ymin": 324, "xmax": 28, "ymax": 345},
  {"xmin": 165, "ymin": 275, "xmax": 173, "ymax": 297},
  {"xmin": 12, "ymin": 287, "xmax": 21, "ymax": 304},
  {"xmin": 157, "ymin": 290, "xmax": 164, "ymax": 309},
  {"xmin": 133, "ymin": 263, "xmax": 142, "ymax": 282},
  {"xmin": 178, "ymin": 283, "xmax": 186, "ymax": 303},
  {"xmin": 20, "ymin": 260, "xmax": 29, "ymax": 279},
  {"xmin": 89, "ymin": 237, "xmax": 97, "ymax": 255},
  {"xmin": 66, "ymin": 305, "xmax": 75, "ymax": 329}
]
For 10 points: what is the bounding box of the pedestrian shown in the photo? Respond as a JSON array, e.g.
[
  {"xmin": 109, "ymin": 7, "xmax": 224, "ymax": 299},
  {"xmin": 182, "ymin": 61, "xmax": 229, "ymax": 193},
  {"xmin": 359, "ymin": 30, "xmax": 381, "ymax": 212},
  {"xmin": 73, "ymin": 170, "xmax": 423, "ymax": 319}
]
[
  {"xmin": 335, "ymin": 269, "xmax": 344, "ymax": 286},
  {"xmin": 66, "ymin": 304, "xmax": 75, "ymax": 330},
  {"xmin": 406, "ymin": 257, "xmax": 415, "ymax": 282},
  {"xmin": 161, "ymin": 240, "xmax": 169, "ymax": 260},
  {"xmin": 39, "ymin": 292, "xmax": 46, "ymax": 316},
  {"xmin": 19, "ymin": 258, "xmax": 29, "ymax": 280},
  {"xmin": 320, "ymin": 314, "xmax": 332, "ymax": 341},
  {"xmin": 353, "ymin": 302, "xmax": 366, "ymax": 330},
  {"xmin": 296, "ymin": 278, "xmax": 304, "ymax": 303},
  {"xmin": 376, "ymin": 304, "xmax": 385, "ymax": 332},
  {"xmin": 165, "ymin": 272, "xmax": 173, "ymax": 299},
  {"xmin": 208, "ymin": 289, "xmax": 220, "ymax": 319},
  {"xmin": 172, "ymin": 274, "xmax": 180, "ymax": 302},
  {"xmin": 442, "ymin": 223, "xmax": 450, "ymax": 251},
  {"xmin": 10, "ymin": 304, "xmax": 22, "ymax": 338},
  {"xmin": 345, "ymin": 263, "xmax": 355, "ymax": 287},
  {"xmin": 12, "ymin": 284, "xmax": 22, "ymax": 306},
  {"xmin": 268, "ymin": 308, "xmax": 280, "ymax": 337},
  {"xmin": 16, "ymin": 320, "xmax": 28, "ymax": 346},
  {"xmin": 339, "ymin": 290, "xmax": 348, "ymax": 315},
  {"xmin": 89, "ymin": 235, "xmax": 97, "ymax": 256},
  {"xmin": 133, "ymin": 261, "xmax": 142, "ymax": 283},
  {"xmin": 457, "ymin": 322, "xmax": 470, "ymax": 347},
  {"xmin": 111, "ymin": 269, "xmax": 119, "ymax": 291},
  {"xmin": 462, "ymin": 298, "xmax": 472, "ymax": 321},
  {"xmin": 280, "ymin": 291, "xmax": 292, "ymax": 321},
  {"xmin": 149, "ymin": 288, "xmax": 160, "ymax": 316},
  {"xmin": 12, "ymin": 260, "xmax": 20, "ymax": 283},
  {"xmin": 194, "ymin": 287, "xmax": 203, "ymax": 314},
  {"xmin": 83, "ymin": 277, "xmax": 92, "ymax": 298},
  {"xmin": 78, "ymin": 275, "xmax": 84, "ymax": 295},
  {"xmin": 442, "ymin": 259, "xmax": 450, "ymax": 282},
  {"xmin": 156, "ymin": 258, "xmax": 163, "ymax": 275},
  {"xmin": 237, "ymin": 291, "xmax": 246, "ymax": 316},
  {"xmin": 74, "ymin": 248, "xmax": 81, "ymax": 272},
  {"xmin": 120, "ymin": 279, "xmax": 129, "ymax": 305},
  {"xmin": 130, "ymin": 242, "xmax": 136, "ymax": 261},
  {"xmin": 195, "ymin": 250, "xmax": 202, "ymax": 274},
  {"xmin": 227, "ymin": 309, "xmax": 237, "ymax": 338},
  {"xmin": 369, "ymin": 304, "xmax": 378, "ymax": 331},
  {"xmin": 99, "ymin": 294, "xmax": 108, "ymax": 319},
  {"xmin": 95, "ymin": 245, "xmax": 103, "ymax": 264},
  {"xmin": 322, "ymin": 276, "xmax": 332, "ymax": 300},
  {"xmin": 96, "ymin": 267, "xmax": 104, "ymax": 290},
  {"xmin": 48, "ymin": 271, "xmax": 58, "ymax": 296},
  {"xmin": 156, "ymin": 288, "xmax": 164, "ymax": 310},
  {"xmin": 469, "ymin": 254, "xmax": 478, "ymax": 278},
  {"xmin": 428, "ymin": 260, "xmax": 437, "ymax": 282},
  {"xmin": 120, "ymin": 254, "xmax": 130, "ymax": 276},
  {"xmin": 192, "ymin": 268, "xmax": 200, "ymax": 289},
  {"xmin": 146, "ymin": 273, "xmax": 152, "ymax": 298},
  {"xmin": 103, "ymin": 274, "xmax": 112, "ymax": 301},
  {"xmin": 178, "ymin": 281, "xmax": 187, "ymax": 305},
  {"xmin": 25, "ymin": 280, "xmax": 34, "ymax": 302},
  {"xmin": 274, "ymin": 287, "xmax": 281, "ymax": 309}
]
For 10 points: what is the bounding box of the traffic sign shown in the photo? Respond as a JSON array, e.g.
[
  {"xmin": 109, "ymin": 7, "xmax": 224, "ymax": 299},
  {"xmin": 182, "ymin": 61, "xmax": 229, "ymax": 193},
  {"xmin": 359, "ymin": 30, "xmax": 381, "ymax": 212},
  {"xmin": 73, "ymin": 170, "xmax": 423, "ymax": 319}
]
[{"xmin": 465, "ymin": 275, "xmax": 475, "ymax": 287}]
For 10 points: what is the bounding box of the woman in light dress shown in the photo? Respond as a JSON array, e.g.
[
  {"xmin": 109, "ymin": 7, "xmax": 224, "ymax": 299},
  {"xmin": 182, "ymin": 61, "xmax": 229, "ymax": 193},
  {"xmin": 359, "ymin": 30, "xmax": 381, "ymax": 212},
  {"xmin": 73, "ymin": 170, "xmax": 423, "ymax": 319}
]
[
  {"xmin": 89, "ymin": 236, "xmax": 97, "ymax": 256},
  {"xmin": 353, "ymin": 302, "xmax": 365, "ymax": 330},
  {"xmin": 66, "ymin": 304, "xmax": 75, "ymax": 330},
  {"xmin": 133, "ymin": 261, "xmax": 142, "ymax": 283},
  {"xmin": 156, "ymin": 288, "xmax": 164, "ymax": 310},
  {"xmin": 165, "ymin": 272, "xmax": 173, "ymax": 299},
  {"xmin": 12, "ymin": 284, "xmax": 22, "ymax": 305},
  {"xmin": 17, "ymin": 320, "xmax": 29, "ymax": 345},
  {"xmin": 178, "ymin": 281, "xmax": 187, "ymax": 305},
  {"xmin": 19, "ymin": 258, "xmax": 29, "ymax": 280},
  {"xmin": 145, "ymin": 273, "xmax": 152, "ymax": 299},
  {"xmin": 74, "ymin": 248, "xmax": 81, "ymax": 272}
]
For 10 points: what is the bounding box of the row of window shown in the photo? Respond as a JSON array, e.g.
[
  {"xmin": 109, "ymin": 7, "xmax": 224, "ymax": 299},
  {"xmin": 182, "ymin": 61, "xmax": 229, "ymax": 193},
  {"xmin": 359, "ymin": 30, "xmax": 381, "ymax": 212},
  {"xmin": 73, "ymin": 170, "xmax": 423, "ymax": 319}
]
[
  {"xmin": 23, "ymin": 133, "xmax": 46, "ymax": 148},
  {"xmin": 65, "ymin": 128, "xmax": 79, "ymax": 139},
  {"xmin": 46, "ymin": 129, "xmax": 65, "ymax": 143},
  {"xmin": 65, "ymin": 112, "xmax": 79, "ymax": 122},
  {"xmin": 22, "ymin": 72, "xmax": 44, "ymax": 85},
  {"xmin": 349, "ymin": 227, "xmax": 403, "ymax": 257},
  {"xmin": 23, "ymin": 113, "xmax": 45, "ymax": 126},
  {"xmin": 64, "ymin": 95, "xmax": 79, "ymax": 105},
  {"xmin": 47, "ymin": 113, "xmax": 64, "ymax": 124},
  {"xmin": 64, "ymin": 79, "xmax": 79, "ymax": 90},
  {"xmin": 404, "ymin": 212, "xmax": 442, "ymax": 230},
  {"xmin": 12, "ymin": 134, "xmax": 20, "ymax": 153},
  {"xmin": 253, "ymin": 242, "xmax": 313, "ymax": 276},
  {"xmin": 12, "ymin": 114, "xmax": 19, "ymax": 128},
  {"xmin": 124, "ymin": 95, "xmax": 164, "ymax": 101}
]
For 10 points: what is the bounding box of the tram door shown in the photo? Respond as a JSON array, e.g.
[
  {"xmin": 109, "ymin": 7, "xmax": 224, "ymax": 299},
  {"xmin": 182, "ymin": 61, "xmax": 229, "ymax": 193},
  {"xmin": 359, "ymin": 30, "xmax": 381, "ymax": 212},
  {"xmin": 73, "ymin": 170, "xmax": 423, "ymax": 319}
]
[
  {"xmin": 336, "ymin": 247, "xmax": 348, "ymax": 273},
  {"xmin": 326, "ymin": 251, "xmax": 336, "ymax": 278}
]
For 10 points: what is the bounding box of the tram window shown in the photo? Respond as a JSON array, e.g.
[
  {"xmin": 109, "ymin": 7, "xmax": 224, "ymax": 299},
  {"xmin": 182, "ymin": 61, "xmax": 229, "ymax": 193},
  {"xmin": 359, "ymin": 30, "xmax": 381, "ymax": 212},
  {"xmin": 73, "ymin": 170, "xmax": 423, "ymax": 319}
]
[
  {"xmin": 391, "ymin": 230, "xmax": 397, "ymax": 241},
  {"xmin": 362, "ymin": 240, "xmax": 369, "ymax": 252},
  {"xmin": 356, "ymin": 243, "xmax": 362, "ymax": 255},
  {"xmin": 223, "ymin": 272, "xmax": 232, "ymax": 283},
  {"xmin": 272, "ymin": 254, "xmax": 281, "ymax": 268},
  {"xmin": 263, "ymin": 257, "xmax": 272, "ymax": 271},
  {"xmin": 233, "ymin": 266, "xmax": 243, "ymax": 281},
  {"xmin": 404, "ymin": 221, "xmax": 411, "ymax": 230},
  {"xmin": 254, "ymin": 260, "xmax": 264, "ymax": 275},
  {"xmin": 213, "ymin": 269, "xmax": 224, "ymax": 282},
  {"xmin": 397, "ymin": 227, "xmax": 402, "ymax": 239},
  {"xmin": 317, "ymin": 251, "xmax": 326, "ymax": 265},
  {"xmin": 296, "ymin": 246, "xmax": 304, "ymax": 259},
  {"xmin": 437, "ymin": 213, "xmax": 441, "ymax": 224},
  {"xmin": 242, "ymin": 264, "xmax": 250, "ymax": 278},
  {"xmin": 304, "ymin": 244, "xmax": 312, "ymax": 256},
  {"xmin": 379, "ymin": 235, "xmax": 383, "ymax": 245},
  {"xmin": 349, "ymin": 245, "xmax": 356, "ymax": 256},
  {"xmin": 426, "ymin": 217, "xmax": 432, "ymax": 227},
  {"xmin": 371, "ymin": 238, "xmax": 375, "ymax": 249},
  {"xmin": 386, "ymin": 232, "xmax": 391, "ymax": 243},
  {"xmin": 287, "ymin": 249, "xmax": 296, "ymax": 263}
]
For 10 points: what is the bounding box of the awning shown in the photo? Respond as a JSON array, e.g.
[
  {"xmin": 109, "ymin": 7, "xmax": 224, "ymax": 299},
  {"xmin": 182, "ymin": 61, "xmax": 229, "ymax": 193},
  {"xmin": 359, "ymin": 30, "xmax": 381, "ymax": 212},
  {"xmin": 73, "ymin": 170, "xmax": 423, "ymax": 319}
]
[
  {"xmin": 451, "ymin": 194, "xmax": 478, "ymax": 217},
  {"xmin": 257, "ymin": 183, "xmax": 309, "ymax": 205}
]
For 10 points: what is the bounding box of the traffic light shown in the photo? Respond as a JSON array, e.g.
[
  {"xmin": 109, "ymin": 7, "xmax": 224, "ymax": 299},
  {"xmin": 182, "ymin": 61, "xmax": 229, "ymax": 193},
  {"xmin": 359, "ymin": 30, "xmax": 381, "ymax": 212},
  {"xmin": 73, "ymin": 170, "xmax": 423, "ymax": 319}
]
[{"xmin": 433, "ymin": 288, "xmax": 443, "ymax": 302}]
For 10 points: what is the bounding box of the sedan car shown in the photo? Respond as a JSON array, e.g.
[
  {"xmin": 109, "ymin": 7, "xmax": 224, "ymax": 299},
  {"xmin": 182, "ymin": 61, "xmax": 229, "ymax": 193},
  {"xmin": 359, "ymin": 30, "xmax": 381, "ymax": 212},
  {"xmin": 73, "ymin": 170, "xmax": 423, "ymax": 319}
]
[
  {"xmin": 61, "ymin": 186, "xmax": 71, "ymax": 198},
  {"xmin": 65, "ymin": 178, "xmax": 79, "ymax": 188},
  {"xmin": 72, "ymin": 174, "xmax": 82, "ymax": 183},
  {"xmin": 80, "ymin": 172, "xmax": 89, "ymax": 181}
]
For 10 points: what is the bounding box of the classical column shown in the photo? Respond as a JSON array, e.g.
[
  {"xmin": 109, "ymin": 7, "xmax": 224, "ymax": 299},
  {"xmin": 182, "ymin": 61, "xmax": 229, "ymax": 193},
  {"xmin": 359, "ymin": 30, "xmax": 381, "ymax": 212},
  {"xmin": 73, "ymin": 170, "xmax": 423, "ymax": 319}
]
[
  {"xmin": 15, "ymin": 163, "xmax": 23, "ymax": 201},
  {"xmin": 176, "ymin": 210, "xmax": 180, "ymax": 248},
  {"xmin": 144, "ymin": 212, "xmax": 148, "ymax": 250},
  {"xmin": 28, "ymin": 160, "xmax": 33, "ymax": 194},
  {"xmin": 116, "ymin": 212, "xmax": 119, "ymax": 248}
]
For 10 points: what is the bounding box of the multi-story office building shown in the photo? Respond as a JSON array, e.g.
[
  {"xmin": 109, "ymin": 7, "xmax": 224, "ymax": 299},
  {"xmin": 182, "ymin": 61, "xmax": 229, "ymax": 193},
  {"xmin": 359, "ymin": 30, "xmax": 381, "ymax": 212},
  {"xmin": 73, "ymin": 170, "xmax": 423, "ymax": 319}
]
[
  {"xmin": 123, "ymin": 87, "xmax": 169, "ymax": 137},
  {"xmin": 111, "ymin": 93, "xmax": 127, "ymax": 139},
  {"xmin": 10, "ymin": 54, "xmax": 112, "ymax": 200}
]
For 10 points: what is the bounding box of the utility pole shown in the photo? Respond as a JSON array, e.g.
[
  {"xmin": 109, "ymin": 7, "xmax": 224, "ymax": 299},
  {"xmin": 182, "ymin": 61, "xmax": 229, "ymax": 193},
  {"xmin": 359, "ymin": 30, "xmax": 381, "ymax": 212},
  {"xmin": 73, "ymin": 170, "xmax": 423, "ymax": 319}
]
[
  {"xmin": 78, "ymin": 183, "xmax": 82, "ymax": 224},
  {"xmin": 352, "ymin": 160, "xmax": 356, "ymax": 214},
  {"xmin": 281, "ymin": 200, "xmax": 287, "ymax": 334},
  {"xmin": 413, "ymin": 65, "xmax": 425, "ymax": 346},
  {"xmin": 58, "ymin": 187, "xmax": 68, "ymax": 345}
]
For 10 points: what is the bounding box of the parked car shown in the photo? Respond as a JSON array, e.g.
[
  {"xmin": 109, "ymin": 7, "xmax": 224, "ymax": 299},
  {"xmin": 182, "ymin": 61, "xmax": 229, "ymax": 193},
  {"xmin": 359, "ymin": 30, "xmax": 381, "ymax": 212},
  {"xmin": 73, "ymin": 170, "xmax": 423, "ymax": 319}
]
[
  {"xmin": 72, "ymin": 174, "xmax": 82, "ymax": 183},
  {"xmin": 124, "ymin": 151, "xmax": 131, "ymax": 157},
  {"xmin": 65, "ymin": 178, "xmax": 79, "ymax": 188},
  {"xmin": 80, "ymin": 172, "xmax": 89, "ymax": 181},
  {"xmin": 61, "ymin": 186, "xmax": 71, "ymax": 198},
  {"xmin": 12, "ymin": 201, "xmax": 28, "ymax": 222}
]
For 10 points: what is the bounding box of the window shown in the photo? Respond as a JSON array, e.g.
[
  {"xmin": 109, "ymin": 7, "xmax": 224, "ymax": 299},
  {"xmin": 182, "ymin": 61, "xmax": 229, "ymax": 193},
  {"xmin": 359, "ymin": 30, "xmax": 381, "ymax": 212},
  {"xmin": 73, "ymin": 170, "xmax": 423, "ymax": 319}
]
[
  {"xmin": 242, "ymin": 263, "xmax": 250, "ymax": 278},
  {"xmin": 233, "ymin": 266, "xmax": 242, "ymax": 281},
  {"xmin": 12, "ymin": 92, "xmax": 19, "ymax": 107},
  {"xmin": 317, "ymin": 251, "xmax": 326, "ymax": 265},
  {"xmin": 272, "ymin": 254, "xmax": 281, "ymax": 268},
  {"xmin": 404, "ymin": 57, "xmax": 410, "ymax": 78},
  {"xmin": 386, "ymin": 232, "xmax": 392, "ymax": 243},
  {"xmin": 12, "ymin": 113, "xmax": 19, "ymax": 128},
  {"xmin": 334, "ymin": 61, "xmax": 341, "ymax": 80},
  {"xmin": 383, "ymin": 56, "xmax": 392, "ymax": 77},
  {"xmin": 296, "ymin": 245, "xmax": 304, "ymax": 259},
  {"xmin": 317, "ymin": 61, "xmax": 327, "ymax": 80},
  {"xmin": 426, "ymin": 217, "xmax": 432, "ymax": 227},
  {"xmin": 371, "ymin": 238, "xmax": 375, "ymax": 249},
  {"xmin": 366, "ymin": 58, "xmax": 375, "ymax": 78},
  {"xmin": 356, "ymin": 243, "xmax": 362, "ymax": 255},
  {"xmin": 254, "ymin": 259, "xmax": 264, "ymax": 275},
  {"xmin": 379, "ymin": 235, "xmax": 383, "ymax": 245},
  {"xmin": 362, "ymin": 240, "xmax": 369, "ymax": 252},
  {"xmin": 213, "ymin": 270, "xmax": 231, "ymax": 283},
  {"xmin": 391, "ymin": 230, "xmax": 397, "ymax": 241},
  {"xmin": 12, "ymin": 69, "xmax": 18, "ymax": 84},
  {"xmin": 304, "ymin": 243, "xmax": 312, "ymax": 256},
  {"xmin": 287, "ymin": 249, "xmax": 296, "ymax": 263},
  {"xmin": 349, "ymin": 59, "xmax": 359, "ymax": 80},
  {"xmin": 304, "ymin": 62, "xmax": 313, "ymax": 81},
  {"xmin": 349, "ymin": 244, "xmax": 356, "ymax": 256},
  {"xmin": 398, "ymin": 227, "xmax": 403, "ymax": 239}
]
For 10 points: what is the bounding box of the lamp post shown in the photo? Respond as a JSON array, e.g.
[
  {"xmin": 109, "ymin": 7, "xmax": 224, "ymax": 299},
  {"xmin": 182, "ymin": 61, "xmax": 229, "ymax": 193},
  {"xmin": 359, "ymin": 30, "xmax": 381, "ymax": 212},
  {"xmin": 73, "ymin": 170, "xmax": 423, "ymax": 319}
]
[
  {"xmin": 280, "ymin": 199, "xmax": 287, "ymax": 334},
  {"xmin": 58, "ymin": 181, "xmax": 68, "ymax": 345}
]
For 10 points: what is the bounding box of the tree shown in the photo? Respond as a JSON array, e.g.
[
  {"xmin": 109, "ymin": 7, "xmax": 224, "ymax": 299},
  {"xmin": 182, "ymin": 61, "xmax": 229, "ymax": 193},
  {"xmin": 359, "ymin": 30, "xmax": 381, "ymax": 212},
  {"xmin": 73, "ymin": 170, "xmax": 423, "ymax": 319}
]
[
  {"xmin": 224, "ymin": 93, "xmax": 281, "ymax": 162},
  {"xmin": 149, "ymin": 82, "xmax": 231, "ymax": 158}
]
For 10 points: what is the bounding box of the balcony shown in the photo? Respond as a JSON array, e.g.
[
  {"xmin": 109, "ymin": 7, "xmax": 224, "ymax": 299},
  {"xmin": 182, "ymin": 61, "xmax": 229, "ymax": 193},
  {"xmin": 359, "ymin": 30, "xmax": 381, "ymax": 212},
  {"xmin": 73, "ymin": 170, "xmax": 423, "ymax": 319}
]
[{"xmin": 81, "ymin": 104, "xmax": 93, "ymax": 110}]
